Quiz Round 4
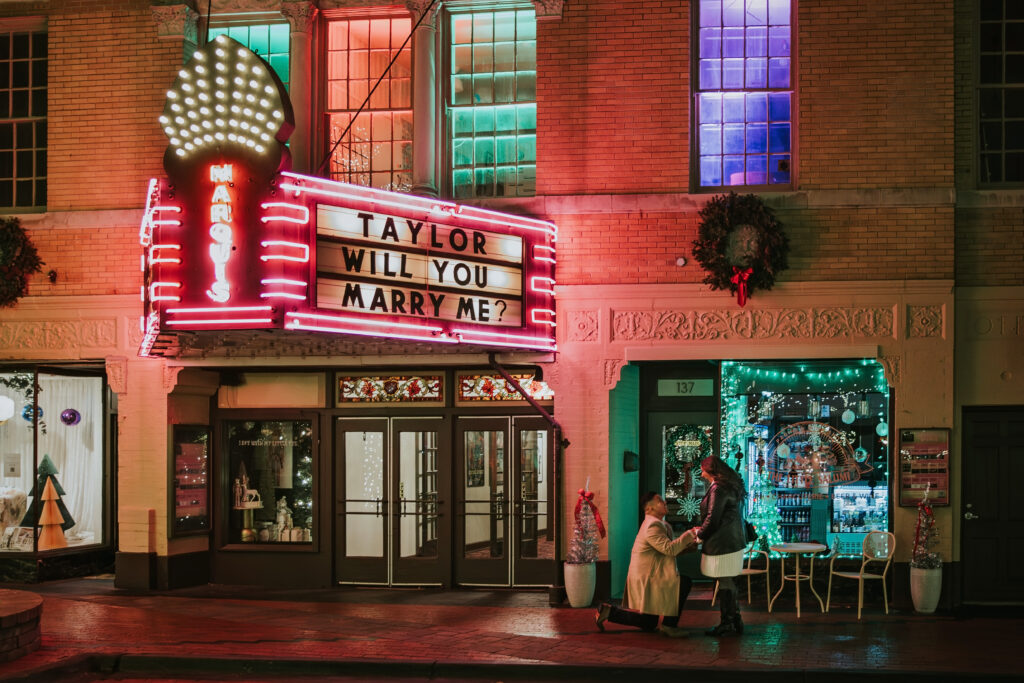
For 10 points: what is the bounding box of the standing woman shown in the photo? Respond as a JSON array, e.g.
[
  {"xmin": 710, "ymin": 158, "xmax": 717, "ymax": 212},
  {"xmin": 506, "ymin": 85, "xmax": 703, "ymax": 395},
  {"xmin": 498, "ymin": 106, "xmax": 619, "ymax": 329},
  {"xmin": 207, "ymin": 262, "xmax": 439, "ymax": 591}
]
[{"xmin": 691, "ymin": 455, "xmax": 747, "ymax": 636}]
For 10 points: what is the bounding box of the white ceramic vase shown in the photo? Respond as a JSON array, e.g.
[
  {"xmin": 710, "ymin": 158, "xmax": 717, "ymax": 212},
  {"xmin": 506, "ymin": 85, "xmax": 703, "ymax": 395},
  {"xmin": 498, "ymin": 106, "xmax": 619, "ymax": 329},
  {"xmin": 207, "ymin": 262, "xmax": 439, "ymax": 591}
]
[
  {"xmin": 910, "ymin": 566, "xmax": 942, "ymax": 614},
  {"xmin": 564, "ymin": 562, "xmax": 597, "ymax": 608}
]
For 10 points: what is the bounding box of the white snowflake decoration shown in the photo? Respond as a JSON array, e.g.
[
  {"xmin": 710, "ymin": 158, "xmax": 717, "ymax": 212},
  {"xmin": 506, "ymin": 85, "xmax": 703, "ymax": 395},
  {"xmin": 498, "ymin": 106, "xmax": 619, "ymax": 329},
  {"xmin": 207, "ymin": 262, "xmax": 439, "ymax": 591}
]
[{"xmin": 677, "ymin": 496, "xmax": 701, "ymax": 519}]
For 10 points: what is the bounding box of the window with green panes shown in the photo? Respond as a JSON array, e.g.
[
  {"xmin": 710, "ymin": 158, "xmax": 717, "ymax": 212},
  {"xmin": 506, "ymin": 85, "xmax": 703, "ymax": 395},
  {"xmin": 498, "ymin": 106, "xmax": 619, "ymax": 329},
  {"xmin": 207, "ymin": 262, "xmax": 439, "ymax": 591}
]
[
  {"xmin": 207, "ymin": 24, "xmax": 290, "ymax": 90},
  {"xmin": 449, "ymin": 9, "xmax": 536, "ymax": 199}
]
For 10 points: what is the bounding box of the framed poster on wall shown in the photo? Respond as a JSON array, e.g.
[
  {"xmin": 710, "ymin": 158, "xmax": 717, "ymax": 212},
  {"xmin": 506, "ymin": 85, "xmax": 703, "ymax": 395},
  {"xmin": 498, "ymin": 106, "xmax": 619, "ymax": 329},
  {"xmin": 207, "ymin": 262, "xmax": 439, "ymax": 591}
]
[
  {"xmin": 898, "ymin": 428, "xmax": 950, "ymax": 507},
  {"xmin": 171, "ymin": 424, "xmax": 210, "ymax": 535}
]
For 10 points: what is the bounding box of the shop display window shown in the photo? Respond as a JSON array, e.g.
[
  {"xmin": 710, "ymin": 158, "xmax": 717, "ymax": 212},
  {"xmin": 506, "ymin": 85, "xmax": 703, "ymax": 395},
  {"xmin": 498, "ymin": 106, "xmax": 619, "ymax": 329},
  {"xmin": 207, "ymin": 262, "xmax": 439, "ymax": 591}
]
[
  {"xmin": 0, "ymin": 370, "xmax": 105, "ymax": 552},
  {"xmin": 224, "ymin": 420, "xmax": 313, "ymax": 545},
  {"xmin": 172, "ymin": 425, "xmax": 209, "ymax": 536},
  {"xmin": 719, "ymin": 359, "xmax": 891, "ymax": 556}
]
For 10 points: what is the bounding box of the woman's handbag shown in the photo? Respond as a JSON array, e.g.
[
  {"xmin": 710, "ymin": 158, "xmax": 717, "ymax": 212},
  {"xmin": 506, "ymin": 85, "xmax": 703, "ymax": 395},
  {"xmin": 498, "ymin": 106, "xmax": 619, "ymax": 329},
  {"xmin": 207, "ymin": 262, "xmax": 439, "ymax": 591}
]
[{"xmin": 744, "ymin": 520, "xmax": 758, "ymax": 543}]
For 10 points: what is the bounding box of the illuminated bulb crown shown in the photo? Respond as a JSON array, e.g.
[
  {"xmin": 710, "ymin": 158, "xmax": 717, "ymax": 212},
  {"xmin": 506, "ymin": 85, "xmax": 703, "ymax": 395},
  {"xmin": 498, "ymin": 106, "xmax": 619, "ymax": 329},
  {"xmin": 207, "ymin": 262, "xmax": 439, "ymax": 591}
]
[{"xmin": 160, "ymin": 34, "xmax": 294, "ymax": 176}]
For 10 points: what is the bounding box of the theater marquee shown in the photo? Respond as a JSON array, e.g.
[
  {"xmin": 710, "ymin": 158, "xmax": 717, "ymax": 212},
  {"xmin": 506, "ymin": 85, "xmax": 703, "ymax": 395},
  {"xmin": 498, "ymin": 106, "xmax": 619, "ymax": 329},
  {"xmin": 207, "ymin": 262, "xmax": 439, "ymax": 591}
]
[{"xmin": 139, "ymin": 36, "xmax": 556, "ymax": 357}]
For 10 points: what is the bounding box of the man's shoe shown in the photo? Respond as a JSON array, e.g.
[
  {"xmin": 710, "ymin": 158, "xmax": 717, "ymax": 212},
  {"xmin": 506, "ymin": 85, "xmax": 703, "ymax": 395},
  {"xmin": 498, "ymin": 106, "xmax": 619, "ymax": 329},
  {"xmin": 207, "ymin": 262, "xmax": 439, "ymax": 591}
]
[
  {"xmin": 705, "ymin": 621, "xmax": 739, "ymax": 637},
  {"xmin": 658, "ymin": 624, "xmax": 690, "ymax": 638},
  {"xmin": 595, "ymin": 603, "xmax": 612, "ymax": 632}
]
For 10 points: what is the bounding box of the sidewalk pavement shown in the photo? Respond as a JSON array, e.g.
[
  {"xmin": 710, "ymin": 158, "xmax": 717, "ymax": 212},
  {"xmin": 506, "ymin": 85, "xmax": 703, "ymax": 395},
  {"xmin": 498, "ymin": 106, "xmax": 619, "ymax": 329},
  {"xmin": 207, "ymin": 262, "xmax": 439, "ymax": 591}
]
[{"xmin": 0, "ymin": 576, "xmax": 1021, "ymax": 682}]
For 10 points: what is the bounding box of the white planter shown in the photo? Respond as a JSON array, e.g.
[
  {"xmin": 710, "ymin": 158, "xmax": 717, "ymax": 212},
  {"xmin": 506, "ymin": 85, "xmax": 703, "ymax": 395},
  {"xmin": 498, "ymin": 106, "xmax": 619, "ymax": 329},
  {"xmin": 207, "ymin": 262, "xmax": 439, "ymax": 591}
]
[
  {"xmin": 564, "ymin": 562, "xmax": 596, "ymax": 608},
  {"xmin": 910, "ymin": 566, "xmax": 942, "ymax": 614}
]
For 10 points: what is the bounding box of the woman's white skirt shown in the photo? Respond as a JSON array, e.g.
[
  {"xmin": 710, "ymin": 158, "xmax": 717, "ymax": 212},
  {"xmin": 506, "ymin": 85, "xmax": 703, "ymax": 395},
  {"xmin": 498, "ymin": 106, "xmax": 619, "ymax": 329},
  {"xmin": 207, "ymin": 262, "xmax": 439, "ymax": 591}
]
[{"xmin": 701, "ymin": 548, "xmax": 744, "ymax": 578}]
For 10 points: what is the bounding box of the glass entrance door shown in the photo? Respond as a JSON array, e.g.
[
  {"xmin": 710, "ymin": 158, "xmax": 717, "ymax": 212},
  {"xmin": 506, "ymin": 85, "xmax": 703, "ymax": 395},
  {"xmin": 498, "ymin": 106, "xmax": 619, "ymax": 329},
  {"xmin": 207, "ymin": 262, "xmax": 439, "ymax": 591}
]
[
  {"xmin": 454, "ymin": 417, "xmax": 555, "ymax": 586},
  {"xmin": 334, "ymin": 417, "xmax": 450, "ymax": 586}
]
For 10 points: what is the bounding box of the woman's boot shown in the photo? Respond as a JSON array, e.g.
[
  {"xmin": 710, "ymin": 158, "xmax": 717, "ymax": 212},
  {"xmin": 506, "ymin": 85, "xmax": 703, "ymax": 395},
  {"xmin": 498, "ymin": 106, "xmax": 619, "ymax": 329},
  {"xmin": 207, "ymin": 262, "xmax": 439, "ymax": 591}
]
[
  {"xmin": 705, "ymin": 590, "xmax": 738, "ymax": 636},
  {"xmin": 732, "ymin": 599, "xmax": 744, "ymax": 635}
]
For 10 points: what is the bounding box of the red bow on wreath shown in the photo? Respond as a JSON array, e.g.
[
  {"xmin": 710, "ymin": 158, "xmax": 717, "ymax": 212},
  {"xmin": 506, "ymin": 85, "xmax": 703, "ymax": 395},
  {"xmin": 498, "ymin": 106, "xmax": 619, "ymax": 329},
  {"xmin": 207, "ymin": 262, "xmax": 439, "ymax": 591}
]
[
  {"xmin": 575, "ymin": 489, "xmax": 607, "ymax": 538},
  {"xmin": 731, "ymin": 266, "xmax": 754, "ymax": 307}
]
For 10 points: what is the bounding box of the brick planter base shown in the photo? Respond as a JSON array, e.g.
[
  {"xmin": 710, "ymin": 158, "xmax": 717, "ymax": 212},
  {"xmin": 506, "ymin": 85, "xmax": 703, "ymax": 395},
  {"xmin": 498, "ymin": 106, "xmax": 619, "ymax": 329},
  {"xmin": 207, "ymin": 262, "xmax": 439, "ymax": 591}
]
[{"xmin": 0, "ymin": 589, "xmax": 42, "ymax": 662}]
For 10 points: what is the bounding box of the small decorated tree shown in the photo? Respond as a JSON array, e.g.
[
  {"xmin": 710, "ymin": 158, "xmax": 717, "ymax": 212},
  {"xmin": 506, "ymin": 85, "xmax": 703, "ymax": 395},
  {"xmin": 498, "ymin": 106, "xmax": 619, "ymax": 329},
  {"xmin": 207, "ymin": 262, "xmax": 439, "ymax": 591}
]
[
  {"xmin": 567, "ymin": 490, "xmax": 602, "ymax": 564},
  {"xmin": 564, "ymin": 486, "xmax": 606, "ymax": 607},
  {"xmin": 911, "ymin": 485, "xmax": 941, "ymax": 570}
]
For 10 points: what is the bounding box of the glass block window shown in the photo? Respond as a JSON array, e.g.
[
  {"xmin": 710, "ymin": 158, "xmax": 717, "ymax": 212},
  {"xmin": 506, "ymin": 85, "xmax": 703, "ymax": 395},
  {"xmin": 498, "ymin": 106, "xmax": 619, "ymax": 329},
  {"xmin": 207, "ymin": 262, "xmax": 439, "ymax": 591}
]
[
  {"xmin": 457, "ymin": 373, "xmax": 553, "ymax": 402},
  {"xmin": 207, "ymin": 24, "xmax": 290, "ymax": 89},
  {"xmin": 696, "ymin": 0, "xmax": 792, "ymax": 188},
  {"xmin": 979, "ymin": 0, "xmax": 1024, "ymax": 183},
  {"xmin": 338, "ymin": 374, "xmax": 443, "ymax": 403},
  {"xmin": 0, "ymin": 30, "xmax": 46, "ymax": 209},
  {"xmin": 326, "ymin": 17, "xmax": 413, "ymax": 192},
  {"xmin": 449, "ymin": 9, "xmax": 536, "ymax": 199}
]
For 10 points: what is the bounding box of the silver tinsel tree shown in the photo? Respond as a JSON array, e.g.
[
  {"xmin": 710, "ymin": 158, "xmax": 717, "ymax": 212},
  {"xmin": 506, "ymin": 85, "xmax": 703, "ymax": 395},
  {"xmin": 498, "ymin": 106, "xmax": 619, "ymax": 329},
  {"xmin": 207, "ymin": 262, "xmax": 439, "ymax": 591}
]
[{"xmin": 567, "ymin": 498, "xmax": 599, "ymax": 564}]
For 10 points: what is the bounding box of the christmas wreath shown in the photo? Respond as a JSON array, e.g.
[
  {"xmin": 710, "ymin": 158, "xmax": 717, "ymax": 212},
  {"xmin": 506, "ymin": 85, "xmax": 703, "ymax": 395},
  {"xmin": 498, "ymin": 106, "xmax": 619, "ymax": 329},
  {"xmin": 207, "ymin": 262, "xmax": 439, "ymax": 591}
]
[
  {"xmin": 692, "ymin": 192, "xmax": 789, "ymax": 306},
  {"xmin": 0, "ymin": 217, "xmax": 44, "ymax": 308}
]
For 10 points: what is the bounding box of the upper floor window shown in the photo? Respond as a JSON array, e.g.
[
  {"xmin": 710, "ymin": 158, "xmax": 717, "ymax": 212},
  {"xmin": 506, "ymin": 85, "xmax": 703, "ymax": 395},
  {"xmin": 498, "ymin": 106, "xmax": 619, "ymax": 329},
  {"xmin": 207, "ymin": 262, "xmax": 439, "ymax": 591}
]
[
  {"xmin": 448, "ymin": 8, "xmax": 536, "ymax": 199},
  {"xmin": 0, "ymin": 29, "xmax": 46, "ymax": 209},
  {"xmin": 207, "ymin": 24, "xmax": 290, "ymax": 89},
  {"xmin": 695, "ymin": 0, "xmax": 792, "ymax": 189},
  {"xmin": 325, "ymin": 16, "xmax": 412, "ymax": 191},
  {"xmin": 979, "ymin": 0, "xmax": 1024, "ymax": 184}
]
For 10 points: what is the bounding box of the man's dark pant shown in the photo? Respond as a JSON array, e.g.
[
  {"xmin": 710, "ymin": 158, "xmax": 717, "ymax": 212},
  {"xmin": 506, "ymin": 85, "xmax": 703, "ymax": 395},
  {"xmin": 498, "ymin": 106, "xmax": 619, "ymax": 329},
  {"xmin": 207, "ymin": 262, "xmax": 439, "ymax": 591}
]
[{"xmin": 606, "ymin": 575, "xmax": 693, "ymax": 630}]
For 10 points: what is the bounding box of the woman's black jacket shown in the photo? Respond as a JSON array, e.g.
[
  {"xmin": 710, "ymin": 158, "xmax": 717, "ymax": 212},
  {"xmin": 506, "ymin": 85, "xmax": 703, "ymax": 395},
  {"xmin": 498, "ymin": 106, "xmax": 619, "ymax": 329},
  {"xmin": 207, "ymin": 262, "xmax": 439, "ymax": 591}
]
[{"xmin": 696, "ymin": 481, "xmax": 746, "ymax": 556}]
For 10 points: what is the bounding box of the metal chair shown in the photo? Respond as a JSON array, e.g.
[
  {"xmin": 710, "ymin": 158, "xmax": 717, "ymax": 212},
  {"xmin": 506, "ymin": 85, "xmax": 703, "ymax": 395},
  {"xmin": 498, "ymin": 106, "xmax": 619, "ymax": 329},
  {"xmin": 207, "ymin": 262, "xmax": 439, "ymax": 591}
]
[
  {"xmin": 825, "ymin": 530, "xmax": 895, "ymax": 619},
  {"xmin": 712, "ymin": 541, "xmax": 772, "ymax": 610}
]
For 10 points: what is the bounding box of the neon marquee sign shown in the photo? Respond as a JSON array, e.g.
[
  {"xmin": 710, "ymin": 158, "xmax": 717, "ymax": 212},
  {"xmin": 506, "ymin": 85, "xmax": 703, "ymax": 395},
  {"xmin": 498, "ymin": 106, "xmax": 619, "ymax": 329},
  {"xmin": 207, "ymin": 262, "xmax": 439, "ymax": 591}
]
[{"xmin": 140, "ymin": 36, "xmax": 555, "ymax": 357}]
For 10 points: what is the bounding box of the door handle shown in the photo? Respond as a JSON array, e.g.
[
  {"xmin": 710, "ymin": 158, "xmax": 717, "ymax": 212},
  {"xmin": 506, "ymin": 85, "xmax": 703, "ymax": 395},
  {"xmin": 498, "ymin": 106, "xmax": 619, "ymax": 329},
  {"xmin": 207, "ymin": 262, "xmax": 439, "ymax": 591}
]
[{"xmin": 964, "ymin": 511, "xmax": 978, "ymax": 520}]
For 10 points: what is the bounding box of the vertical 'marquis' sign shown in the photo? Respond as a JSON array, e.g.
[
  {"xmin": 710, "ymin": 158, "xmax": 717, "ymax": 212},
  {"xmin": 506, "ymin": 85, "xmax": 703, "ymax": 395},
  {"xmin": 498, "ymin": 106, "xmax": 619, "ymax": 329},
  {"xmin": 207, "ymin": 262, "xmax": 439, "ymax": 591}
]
[{"xmin": 139, "ymin": 35, "xmax": 556, "ymax": 357}]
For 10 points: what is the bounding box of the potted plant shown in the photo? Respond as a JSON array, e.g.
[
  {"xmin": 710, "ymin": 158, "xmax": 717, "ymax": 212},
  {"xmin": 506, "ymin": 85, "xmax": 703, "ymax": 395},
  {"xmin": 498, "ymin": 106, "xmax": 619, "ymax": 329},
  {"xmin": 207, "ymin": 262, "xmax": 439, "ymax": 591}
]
[
  {"xmin": 910, "ymin": 484, "xmax": 942, "ymax": 614},
  {"xmin": 564, "ymin": 485, "xmax": 605, "ymax": 608}
]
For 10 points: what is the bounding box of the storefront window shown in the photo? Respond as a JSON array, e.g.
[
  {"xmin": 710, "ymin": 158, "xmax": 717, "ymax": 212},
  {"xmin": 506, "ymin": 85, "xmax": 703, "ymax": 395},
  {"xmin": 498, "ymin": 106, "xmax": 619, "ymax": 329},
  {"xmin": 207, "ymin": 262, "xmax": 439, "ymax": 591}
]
[
  {"xmin": 224, "ymin": 420, "xmax": 313, "ymax": 545},
  {"xmin": 719, "ymin": 359, "xmax": 890, "ymax": 556},
  {"xmin": 0, "ymin": 370, "xmax": 105, "ymax": 552}
]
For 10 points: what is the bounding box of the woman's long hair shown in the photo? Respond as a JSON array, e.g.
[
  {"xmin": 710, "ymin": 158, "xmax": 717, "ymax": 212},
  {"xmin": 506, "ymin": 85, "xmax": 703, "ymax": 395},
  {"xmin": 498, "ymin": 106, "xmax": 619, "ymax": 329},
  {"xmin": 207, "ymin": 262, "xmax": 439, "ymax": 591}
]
[{"xmin": 700, "ymin": 455, "xmax": 746, "ymax": 496}]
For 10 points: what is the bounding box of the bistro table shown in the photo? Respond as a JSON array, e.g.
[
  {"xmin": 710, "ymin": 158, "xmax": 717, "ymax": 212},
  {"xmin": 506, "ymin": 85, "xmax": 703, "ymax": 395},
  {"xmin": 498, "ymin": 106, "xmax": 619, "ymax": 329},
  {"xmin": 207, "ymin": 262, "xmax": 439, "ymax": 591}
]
[{"xmin": 768, "ymin": 542, "xmax": 827, "ymax": 617}]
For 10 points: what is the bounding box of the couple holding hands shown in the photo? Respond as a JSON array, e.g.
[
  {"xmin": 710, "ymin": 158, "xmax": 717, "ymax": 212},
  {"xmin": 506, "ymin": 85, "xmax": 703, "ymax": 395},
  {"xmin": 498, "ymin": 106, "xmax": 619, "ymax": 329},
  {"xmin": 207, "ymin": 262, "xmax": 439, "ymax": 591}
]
[{"xmin": 596, "ymin": 456, "xmax": 747, "ymax": 638}]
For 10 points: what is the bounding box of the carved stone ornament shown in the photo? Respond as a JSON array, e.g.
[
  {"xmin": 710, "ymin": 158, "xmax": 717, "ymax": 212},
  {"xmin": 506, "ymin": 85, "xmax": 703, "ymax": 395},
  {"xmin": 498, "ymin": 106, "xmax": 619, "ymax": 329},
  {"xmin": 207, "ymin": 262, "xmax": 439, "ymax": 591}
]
[
  {"xmin": 879, "ymin": 355, "xmax": 901, "ymax": 386},
  {"xmin": 567, "ymin": 310, "xmax": 598, "ymax": 342},
  {"xmin": 0, "ymin": 320, "xmax": 117, "ymax": 353},
  {"xmin": 405, "ymin": 0, "xmax": 440, "ymax": 21},
  {"xmin": 163, "ymin": 365, "xmax": 184, "ymax": 393},
  {"xmin": 150, "ymin": 4, "xmax": 199, "ymax": 43},
  {"xmin": 106, "ymin": 357, "xmax": 128, "ymax": 395},
  {"xmin": 603, "ymin": 358, "xmax": 626, "ymax": 389},
  {"xmin": 611, "ymin": 306, "xmax": 894, "ymax": 342},
  {"xmin": 532, "ymin": 0, "xmax": 564, "ymax": 20},
  {"xmin": 908, "ymin": 305, "xmax": 943, "ymax": 338},
  {"xmin": 281, "ymin": 1, "xmax": 319, "ymax": 33}
]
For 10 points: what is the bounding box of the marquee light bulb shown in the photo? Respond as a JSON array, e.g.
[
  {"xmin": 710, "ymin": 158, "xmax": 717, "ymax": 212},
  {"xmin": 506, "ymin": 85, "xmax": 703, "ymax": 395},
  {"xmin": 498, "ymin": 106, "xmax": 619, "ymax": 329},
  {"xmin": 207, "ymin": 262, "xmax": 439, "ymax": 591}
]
[
  {"xmin": 164, "ymin": 126, "xmax": 174, "ymax": 135},
  {"xmin": 170, "ymin": 103, "xmax": 181, "ymax": 112},
  {"xmin": 215, "ymin": 104, "xmax": 225, "ymax": 113},
  {"xmin": 181, "ymin": 82, "xmax": 193, "ymax": 92},
  {"xmin": 195, "ymin": 64, "xmax": 206, "ymax": 73},
  {"xmin": 184, "ymin": 97, "xmax": 195, "ymax": 105},
  {"xmin": 198, "ymin": 92, "xmax": 210, "ymax": 101},
  {"xmin": 249, "ymin": 79, "xmax": 259, "ymax": 88},
  {"xmin": 170, "ymin": 137, "xmax": 181, "ymax": 146},
  {"xmin": 176, "ymin": 148, "xmax": 186, "ymax": 157},
  {"xmin": 237, "ymin": 48, "xmax": 247, "ymax": 57},
  {"xmin": 215, "ymin": 118, "xmax": 225, "ymax": 127},
  {"xmin": 215, "ymin": 48, "xmax": 225, "ymax": 57},
  {"xmin": 215, "ymin": 132, "xmax": 225, "ymax": 140},
  {"xmin": 216, "ymin": 90, "xmax": 226, "ymax": 99},
  {"xmin": 246, "ymin": 93, "xmax": 256, "ymax": 102},
  {"xmin": 264, "ymin": 85, "xmax": 274, "ymax": 94},
  {"xmin": 166, "ymin": 90, "xmax": 177, "ymax": 99},
  {"xmin": 187, "ymin": 110, "xmax": 197, "ymax": 119},
  {"xmin": 259, "ymin": 98, "xmax": 269, "ymax": 108},
  {"xmin": 201, "ymin": 120, "xmax": 212, "ymax": 129},
  {"xmin": 251, "ymin": 65, "xmax": 261, "ymax": 74},
  {"xmin": 197, "ymin": 79, "xmax": 208, "ymax": 88},
  {"xmin": 255, "ymin": 112, "xmax": 265, "ymax": 121},
  {"xmin": 200, "ymin": 107, "xmax": 210, "ymax": 115},
  {"xmin": 243, "ymin": 107, "xmax": 253, "ymax": 117},
  {"xmin": 203, "ymin": 133, "xmax": 213, "ymax": 142},
  {"xmin": 215, "ymin": 61, "xmax": 227, "ymax": 71},
  {"xmin": 189, "ymin": 123, "xmax": 200, "ymax": 132},
  {"xmin": 193, "ymin": 50, "xmax": 204, "ymax": 60},
  {"xmin": 178, "ymin": 69, "xmax": 189, "ymax": 79}
]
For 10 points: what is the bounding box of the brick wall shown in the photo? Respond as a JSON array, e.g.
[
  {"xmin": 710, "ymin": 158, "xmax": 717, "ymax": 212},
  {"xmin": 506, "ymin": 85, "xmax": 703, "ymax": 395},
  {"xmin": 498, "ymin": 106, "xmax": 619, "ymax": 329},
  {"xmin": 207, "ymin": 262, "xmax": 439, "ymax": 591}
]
[
  {"xmin": 537, "ymin": 1, "xmax": 690, "ymax": 196},
  {"xmin": 25, "ymin": 223, "xmax": 140, "ymax": 296},
  {"xmin": 47, "ymin": 0, "xmax": 177, "ymax": 211}
]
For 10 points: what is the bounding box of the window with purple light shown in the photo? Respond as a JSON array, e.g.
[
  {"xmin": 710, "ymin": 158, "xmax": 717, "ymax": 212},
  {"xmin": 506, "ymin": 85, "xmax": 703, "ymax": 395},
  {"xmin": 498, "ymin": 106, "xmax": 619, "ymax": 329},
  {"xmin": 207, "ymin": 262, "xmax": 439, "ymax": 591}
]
[{"xmin": 695, "ymin": 0, "xmax": 793, "ymax": 189}]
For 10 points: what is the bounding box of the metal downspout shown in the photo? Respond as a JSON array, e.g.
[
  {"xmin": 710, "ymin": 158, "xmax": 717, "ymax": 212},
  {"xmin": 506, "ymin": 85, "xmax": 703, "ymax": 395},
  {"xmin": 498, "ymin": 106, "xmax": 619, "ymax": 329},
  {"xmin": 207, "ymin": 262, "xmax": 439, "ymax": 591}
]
[{"xmin": 487, "ymin": 352, "xmax": 569, "ymax": 603}]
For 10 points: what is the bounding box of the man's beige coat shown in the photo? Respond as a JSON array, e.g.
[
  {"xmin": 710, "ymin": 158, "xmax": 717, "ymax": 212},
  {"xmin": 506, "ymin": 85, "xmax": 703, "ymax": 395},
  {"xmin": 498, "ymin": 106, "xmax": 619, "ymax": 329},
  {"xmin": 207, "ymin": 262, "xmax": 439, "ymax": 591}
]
[{"xmin": 621, "ymin": 515, "xmax": 696, "ymax": 616}]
